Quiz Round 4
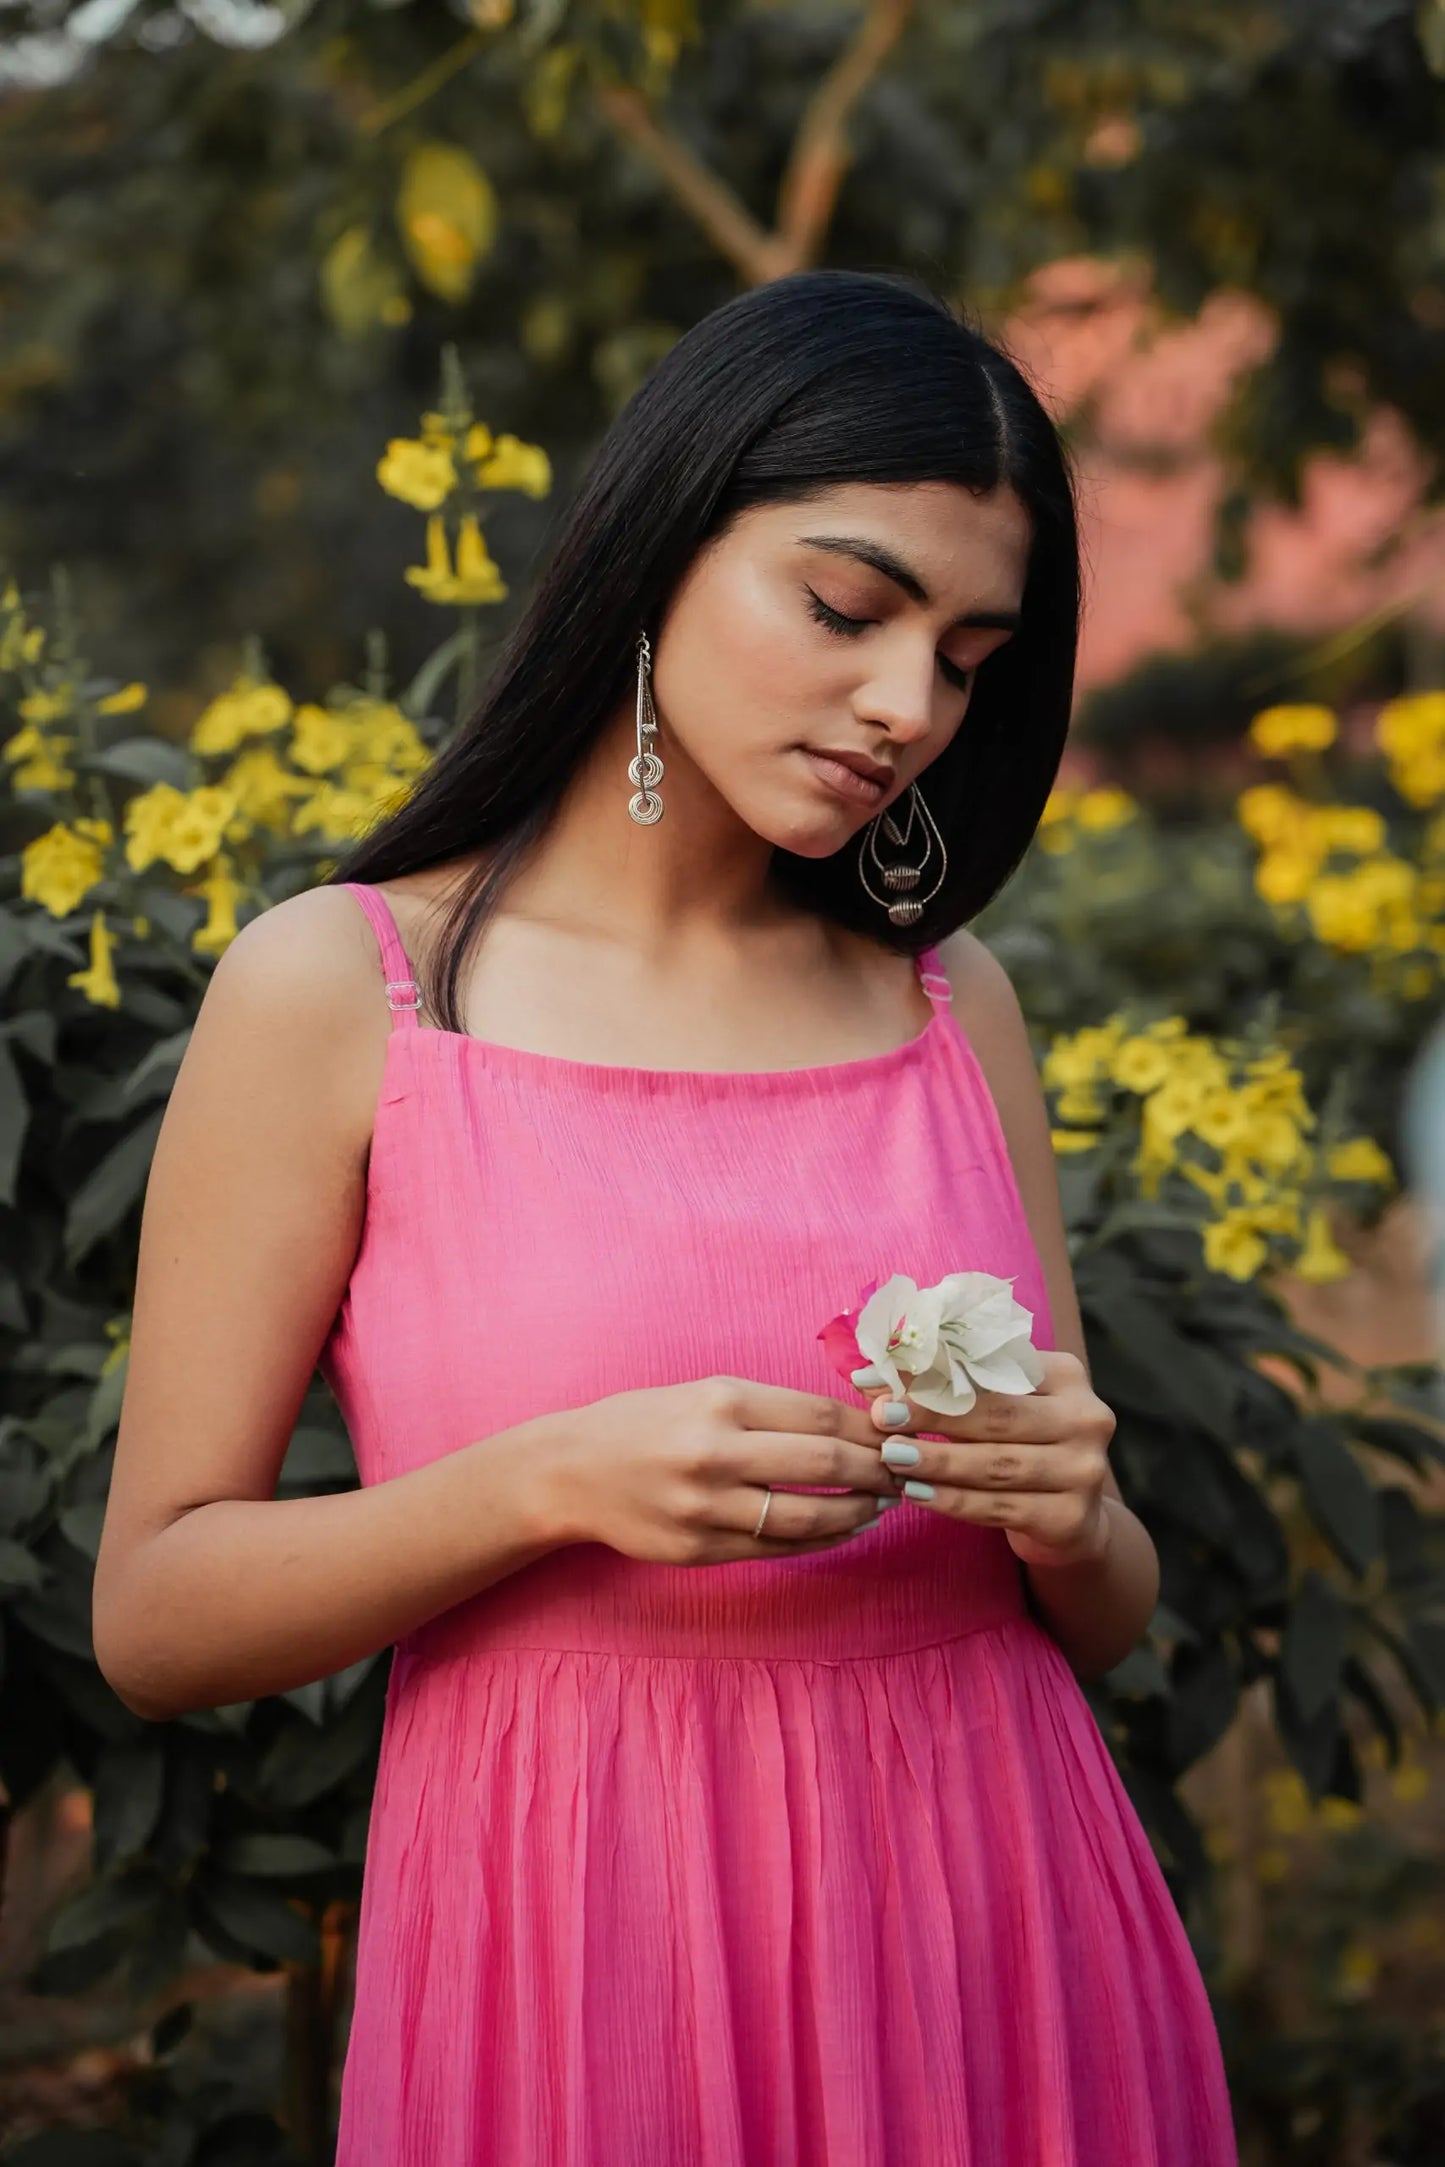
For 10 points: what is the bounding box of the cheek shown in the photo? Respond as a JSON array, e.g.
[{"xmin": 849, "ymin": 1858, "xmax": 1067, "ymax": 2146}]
[{"xmin": 664, "ymin": 567, "xmax": 819, "ymax": 741}]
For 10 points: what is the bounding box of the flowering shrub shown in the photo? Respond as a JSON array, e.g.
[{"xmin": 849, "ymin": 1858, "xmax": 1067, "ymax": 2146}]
[{"xmin": 0, "ymin": 353, "xmax": 1441, "ymax": 2159}]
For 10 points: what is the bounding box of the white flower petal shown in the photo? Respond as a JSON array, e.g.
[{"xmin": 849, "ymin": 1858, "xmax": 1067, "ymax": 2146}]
[{"xmin": 907, "ymin": 1366, "xmax": 978, "ymax": 1416}]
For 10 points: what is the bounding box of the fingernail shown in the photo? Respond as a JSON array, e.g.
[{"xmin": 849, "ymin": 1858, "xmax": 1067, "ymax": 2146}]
[
  {"xmin": 875, "ymin": 1495, "xmax": 902, "ymax": 1513},
  {"xmin": 851, "ymin": 1363, "xmax": 885, "ymax": 1388},
  {"xmin": 878, "ymin": 1400, "xmax": 911, "ymax": 1428},
  {"xmin": 902, "ymin": 1479, "xmax": 936, "ymax": 1501},
  {"xmin": 881, "ymin": 1439, "xmax": 920, "ymax": 1468}
]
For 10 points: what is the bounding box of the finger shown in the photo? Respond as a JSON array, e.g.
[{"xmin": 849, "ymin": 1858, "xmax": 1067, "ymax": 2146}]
[
  {"xmin": 735, "ymin": 1432, "xmax": 899, "ymax": 1497},
  {"xmin": 892, "ymin": 1483, "xmax": 1097, "ymax": 1548},
  {"xmin": 868, "ymin": 1385, "xmax": 1058, "ymax": 1443},
  {"xmin": 726, "ymin": 1380, "xmax": 884, "ymax": 1452},
  {"xmin": 725, "ymin": 1484, "xmax": 895, "ymax": 1545},
  {"xmin": 879, "ymin": 1439, "xmax": 1103, "ymax": 1495}
]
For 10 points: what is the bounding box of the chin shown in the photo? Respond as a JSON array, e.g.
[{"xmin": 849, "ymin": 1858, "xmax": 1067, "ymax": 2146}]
[{"xmin": 756, "ymin": 803, "xmax": 863, "ymax": 859}]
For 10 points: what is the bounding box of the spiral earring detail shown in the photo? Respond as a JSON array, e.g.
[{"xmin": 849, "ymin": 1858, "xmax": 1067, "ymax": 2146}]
[{"xmin": 627, "ymin": 629, "xmax": 664, "ymax": 824}]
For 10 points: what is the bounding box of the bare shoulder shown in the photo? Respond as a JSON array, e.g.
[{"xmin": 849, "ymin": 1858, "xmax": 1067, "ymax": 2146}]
[
  {"xmin": 931, "ymin": 927, "xmax": 1091, "ymax": 1373},
  {"xmin": 931, "ymin": 927, "xmax": 1032, "ymax": 1053},
  {"xmin": 191, "ymin": 883, "xmax": 392, "ymax": 1159}
]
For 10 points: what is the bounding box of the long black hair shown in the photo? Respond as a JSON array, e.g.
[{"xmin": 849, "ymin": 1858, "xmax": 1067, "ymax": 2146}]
[{"xmin": 330, "ymin": 268, "xmax": 1081, "ymax": 1032}]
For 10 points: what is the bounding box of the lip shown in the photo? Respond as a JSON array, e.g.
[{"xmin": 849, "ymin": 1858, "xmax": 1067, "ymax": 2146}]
[{"xmin": 797, "ymin": 747, "xmax": 895, "ymax": 807}]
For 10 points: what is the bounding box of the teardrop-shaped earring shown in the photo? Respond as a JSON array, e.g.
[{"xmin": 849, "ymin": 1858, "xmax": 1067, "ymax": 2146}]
[
  {"xmin": 627, "ymin": 628, "xmax": 664, "ymax": 824},
  {"xmin": 857, "ymin": 781, "xmax": 948, "ymax": 925}
]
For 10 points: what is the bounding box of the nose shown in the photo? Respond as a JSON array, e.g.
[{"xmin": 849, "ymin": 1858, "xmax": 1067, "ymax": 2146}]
[{"xmin": 855, "ymin": 637, "xmax": 946, "ymax": 746}]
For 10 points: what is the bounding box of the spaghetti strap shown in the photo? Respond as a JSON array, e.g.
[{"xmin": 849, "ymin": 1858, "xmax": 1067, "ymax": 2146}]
[
  {"xmin": 340, "ymin": 882, "xmax": 421, "ymax": 1031},
  {"xmin": 915, "ymin": 943, "xmax": 954, "ymax": 1014}
]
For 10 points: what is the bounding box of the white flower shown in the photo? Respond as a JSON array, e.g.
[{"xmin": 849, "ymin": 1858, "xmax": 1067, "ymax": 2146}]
[
  {"xmin": 847, "ymin": 1269, "xmax": 1043, "ymax": 1415},
  {"xmin": 850, "ymin": 1274, "xmax": 942, "ymax": 1396},
  {"xmin": 910, "ymin": 1272, "xmax": 1044, "ymax": 1414}
]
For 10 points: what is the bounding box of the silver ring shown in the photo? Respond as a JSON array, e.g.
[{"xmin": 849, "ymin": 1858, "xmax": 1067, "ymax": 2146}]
[{"xmin": 753, "ymin": 1487, "xmax": 773, "ymax": 1539}]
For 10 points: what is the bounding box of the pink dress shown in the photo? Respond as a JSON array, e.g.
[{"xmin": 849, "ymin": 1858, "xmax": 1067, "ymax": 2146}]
[{"xmin": 320, "ymin": 880, "xmax": 1238, "ymax": 2167}]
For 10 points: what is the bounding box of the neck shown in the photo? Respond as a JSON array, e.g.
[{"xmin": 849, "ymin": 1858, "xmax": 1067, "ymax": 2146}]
[{"xmin": 500, "ymin": 706, "xmax": 804, "ymax": 953}]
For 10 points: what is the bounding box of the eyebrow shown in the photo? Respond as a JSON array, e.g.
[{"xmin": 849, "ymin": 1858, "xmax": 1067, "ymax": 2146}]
[{"xmin": 797, "ymin": 533, "xmax": 1023, "ymax": 631}]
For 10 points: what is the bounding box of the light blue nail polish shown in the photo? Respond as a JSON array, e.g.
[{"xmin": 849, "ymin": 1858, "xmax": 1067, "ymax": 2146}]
[
  {"xmin": 851, "ymin": 1363, "xmax": 886, "ymax": 1388},
  {"xmin": 875, "ymin": 1495, "xmax": 902, "ymax": 1512},
  {"xmin": 879, "ymin": 1400, "xmax": 911, "ymax": 1428},
  {"xmin": 881, "ymin": 1438, "xmax": 920, "ymax": 1468},
  {"xmin": 902, "ymin": 1479, "xmax": 935, "ymax": 1501}
]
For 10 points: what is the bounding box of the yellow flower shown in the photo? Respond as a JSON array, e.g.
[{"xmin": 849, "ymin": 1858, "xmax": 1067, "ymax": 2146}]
[
  {"xmin": 96, "ymin": 681, "xmax": 148, "ymax": 714},
  {"xmin": 1248, "ymin": 703, "xmax": 1338, "ymax": 757},
  {"xmin": 1327, "ymin": 1136, "xmax": 1395, "ymax": 1186},
  {"xmin": 1391, "ymin": 747, "xmax": 1445, "ymax": 805},
  {"xmin": 292, "ymin": 779, "xmax": 386, "ymax": 843},
  {"xmin": 376, "ymin": 436, "xmax": 457, "ymax": 511},
  {"xmin": 1203, "ymin": 1212, "xmax": 1270, "ymax": 1281},
  {"xmin": 66, "ymin": 908, "xmax": 121, "ymax": 1009},
  {"xmin": 1239, "ymin": 1109, "xmax": 1308, "ymax": 1171},
  {"xmin": 1039, "ymin": 785, "xmax": 1079, "ymax": 827},
  {"xmin": 1051, "ymin": 1128, "xmax": 1102, "ymax": 1153},
  {"xmin": 1144, "ymin": 1073, "xmax": 1211, "ymax": 1139},
  {"xmin": 189, "ymin": 675, "xmax": 293, "ymax": 757},
  {"xmin": 0, "ymin": 586, "xmax": 46, "ymax": 669},
  {"xmin": 1335, "ymin": 1944, "xmax": 1378, "ymax": 1999},
  {"xmin": 289, "ymin": 702, "xmax": 356, "ymax": 775},
  {"xmin": 1375, "ymin": 690, "xmax": 1445, "ymax": 759},
  {"xmin": 19, "ymin": 686, "xmax": 73, "ymax": 727},
  {"xmin": 190, "ymin": 859, "xmax": 248, "ymax": 957},
  {"xmin": 1306, "ymin": 875, "xmax": 1378, "ymax": 951},
  {"xmin": 1255, "ymin": 849, "xmax": 1318, "ymax": 906},
  {"xmin": 1053, "ymin": 1083, "xmax": 1107, "ymax": 1125},
  {"xmin": 1110, "ymin": 1036, "xmax": 1174, "ymax": 1094},
  {"xmin": 217, "ymin": 745, "xmax": 312, "ymax": 833},
  {"xmin": 452, "ymin": 512, "xmax": 507, "ymax": 601},
  {"xmin": 1389, "ymin": 1759, "xmax": 1428, "ymax": 1803},
  {"xmin": 124, "ymin": 783, "xmax": 237, "ymax": 874},
  {"xmin": 1265, "ymin": 1767, "xmax": 1312, "ymax": 1835},
  {"xmin": 347, "ymin": 699, "xmax": 431, "ymax": 775},
  {"xmin": 4, "ymin": 724, "xmax": 76, "ymax": 790},
  {"xmin": 21, "ymin": 818, "xmax": 112, "ymax": 915},
  {"xmin": 404, "ymin": 511, "xmax": 508, "ymax": 605},
  {"xmin": 1190, "ymin": 1090, "xmax": 1251, "ymax": 1151},
  {"xmin": 1237, "ymin": 782, "xmax": 1309, "ymax": 845},
  {"xmin": 1311, "ymin": 804, "xmax": 1386, "ymax": 856},
  {"xmin": 471, "ymin": 429, "xmax": 551, "ymax": 497},
  {"xmin": 1293, "ymin": 1203, "xmax": 1353, "ymax": 1283}
]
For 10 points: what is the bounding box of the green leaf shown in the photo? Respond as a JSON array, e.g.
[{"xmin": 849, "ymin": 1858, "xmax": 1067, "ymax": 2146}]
[
  {"xmin": 1292, "ymin": 1420, "xmax": 1381, "ymax": 1576},
  {"xmin": 63, "ymin": 1109, "xmax": 164, "ymax": 1267},
  {"xmin": 91, "ymin": 1741, "xmax": 166, "ymax": 1866},
  {"xmin": 82, "ymin": 736, "xmax": 193, "ymax": 788},
  {"xmin": 216, "ymin": 1832, "xmax": 338, "ymax": 1878},
  {"xmin": 191, "ymin": 1871, "xmax": 321, "ymax": 1965},
  {"xmin": 1280, "ymin": 1569, "xmax": 1347, "ymax": 1725},
  {"xmin": 117, "ymin": 1028, "xmax": 191, "ymax": 1107},
  {"xmin": 0, "ymin": 1536, "xmax": 48, "ymax": 1595},
  {"xmin": 1166, "ymin": 1641, "xmax": 1238, "ymax": 1769},
  {"xmin": 0, "ymin": 1029, "xmax": 28, "ymax": 1206},
  {"xmin": 44, "ymin": 1871, "xmax": 159, "ymax": 1956}
]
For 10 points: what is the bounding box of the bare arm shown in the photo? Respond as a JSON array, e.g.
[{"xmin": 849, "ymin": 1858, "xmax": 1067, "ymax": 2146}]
[
  {"xmin": 937, "ymin": 930, "xmax": 1160, "ymax": 1679},
  {"xmin": 92, "ymin": 886, "xmax": 567, "ymax": 1724}
]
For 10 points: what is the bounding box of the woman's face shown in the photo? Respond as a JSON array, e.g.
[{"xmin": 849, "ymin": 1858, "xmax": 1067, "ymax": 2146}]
[{"xmin": 651, "ymin": 479, "xmax": 1032, "ymax": 858}]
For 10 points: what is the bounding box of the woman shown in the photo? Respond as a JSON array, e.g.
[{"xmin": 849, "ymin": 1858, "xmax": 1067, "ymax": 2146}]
[{"xmin": 94, "ymin": 270, "xmax": 1238, "ymax": 2164}]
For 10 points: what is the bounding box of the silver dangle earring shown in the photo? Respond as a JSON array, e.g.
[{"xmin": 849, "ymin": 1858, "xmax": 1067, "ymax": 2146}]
[
  {"xmin": 857, "ymin": 780, "xmax": 948, "ymax": 926},
  {"xmin": 627, "ymin": 628, "xmax": 664, "ymax": 824}
]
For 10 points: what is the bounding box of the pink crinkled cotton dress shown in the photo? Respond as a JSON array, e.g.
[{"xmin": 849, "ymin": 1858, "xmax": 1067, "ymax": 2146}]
[{"xmin": 319, "ymin": 880, "xmax": 1238, "ymax": 2167}]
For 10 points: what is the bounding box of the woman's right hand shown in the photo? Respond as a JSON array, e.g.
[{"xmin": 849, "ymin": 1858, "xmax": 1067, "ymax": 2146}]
[{"xmin": 524, "ymin": 1375, "xmax": 902, "ymax": 1565}]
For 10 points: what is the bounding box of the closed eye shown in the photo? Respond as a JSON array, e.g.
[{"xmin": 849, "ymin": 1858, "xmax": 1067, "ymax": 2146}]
[{"xmin": 804, "ymin": 589, "xmax": 975, "ymax": 694}]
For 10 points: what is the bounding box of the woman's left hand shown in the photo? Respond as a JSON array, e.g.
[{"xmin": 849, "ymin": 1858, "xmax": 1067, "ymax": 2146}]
[{"xmin": 862, "ymin": 1350, "xmax": 1117, "ymax": 1568}]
